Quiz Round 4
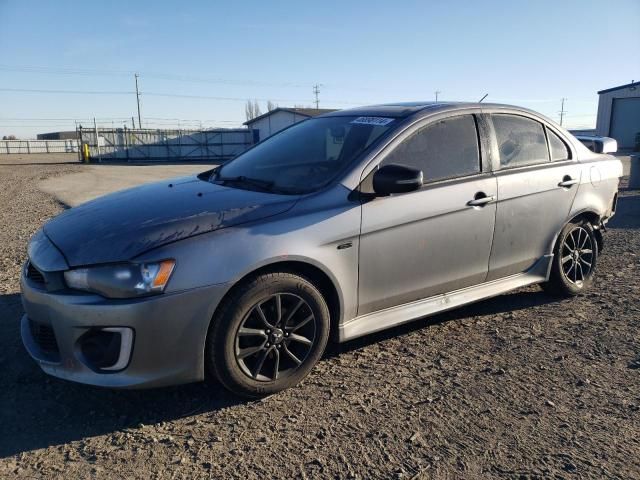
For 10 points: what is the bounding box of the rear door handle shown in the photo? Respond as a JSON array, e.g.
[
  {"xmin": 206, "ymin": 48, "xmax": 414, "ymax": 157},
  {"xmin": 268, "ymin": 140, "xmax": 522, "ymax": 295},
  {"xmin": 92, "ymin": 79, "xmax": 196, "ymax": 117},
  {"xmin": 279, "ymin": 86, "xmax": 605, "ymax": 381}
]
[
  {"xmin": 558, "ymin": 176, "xmax": 579, "ymax": 188},
  {"xmin": 467, "ymin": 194, "xmax": 496, "ymax": 207}
]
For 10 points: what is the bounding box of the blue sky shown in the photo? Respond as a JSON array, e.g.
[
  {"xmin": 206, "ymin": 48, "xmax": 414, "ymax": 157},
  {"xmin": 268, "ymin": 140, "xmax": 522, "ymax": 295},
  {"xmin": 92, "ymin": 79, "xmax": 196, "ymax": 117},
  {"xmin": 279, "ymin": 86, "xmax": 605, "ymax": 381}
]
[{"xmin": 0, "ymin": 0, "xmax": 638, "ymax": 138}]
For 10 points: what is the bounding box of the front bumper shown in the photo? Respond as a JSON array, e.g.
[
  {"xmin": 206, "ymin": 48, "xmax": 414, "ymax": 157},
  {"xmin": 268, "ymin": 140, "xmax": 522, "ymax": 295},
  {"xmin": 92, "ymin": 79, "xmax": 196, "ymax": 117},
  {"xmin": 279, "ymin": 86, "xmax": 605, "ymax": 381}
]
[{"xmin": 20, "ymin": 275, "xmax": 229, "ymax": 389}]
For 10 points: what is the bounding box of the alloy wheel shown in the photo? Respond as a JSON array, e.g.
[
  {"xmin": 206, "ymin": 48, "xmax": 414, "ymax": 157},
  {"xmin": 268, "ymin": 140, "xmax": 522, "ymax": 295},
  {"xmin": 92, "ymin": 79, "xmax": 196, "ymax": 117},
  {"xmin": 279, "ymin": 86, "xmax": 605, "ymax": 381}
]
[
  {"xmin": 560, "ymin": 226, "xmax": 594, "ymax": 287},
  {"xmin": 234, "ymin": 293, "xmax": 316, "ymax": 382}
]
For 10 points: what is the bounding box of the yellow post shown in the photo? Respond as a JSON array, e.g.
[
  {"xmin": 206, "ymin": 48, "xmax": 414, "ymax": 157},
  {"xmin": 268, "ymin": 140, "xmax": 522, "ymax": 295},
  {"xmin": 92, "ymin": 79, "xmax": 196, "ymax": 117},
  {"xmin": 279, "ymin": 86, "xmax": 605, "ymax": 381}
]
[{"xmin": 82, "ymin": 143, "xmax": 90, "ymax": 163}]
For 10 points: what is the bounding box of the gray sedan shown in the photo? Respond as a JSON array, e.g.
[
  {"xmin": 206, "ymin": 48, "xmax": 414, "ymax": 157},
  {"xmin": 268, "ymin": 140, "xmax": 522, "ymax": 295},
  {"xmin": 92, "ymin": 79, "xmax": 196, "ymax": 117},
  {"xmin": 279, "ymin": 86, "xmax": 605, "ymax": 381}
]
[{"xmin": 21, "ymin": 102, "xmax": 622, "ymax": 397}]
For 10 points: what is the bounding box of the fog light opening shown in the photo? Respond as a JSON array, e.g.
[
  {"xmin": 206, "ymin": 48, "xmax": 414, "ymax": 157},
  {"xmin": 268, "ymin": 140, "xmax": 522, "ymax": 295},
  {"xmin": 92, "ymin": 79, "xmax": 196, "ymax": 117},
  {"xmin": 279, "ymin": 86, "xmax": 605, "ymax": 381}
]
[{"xmin": 78, "ymin": 327, "xmax": 134, "ymax": 372}]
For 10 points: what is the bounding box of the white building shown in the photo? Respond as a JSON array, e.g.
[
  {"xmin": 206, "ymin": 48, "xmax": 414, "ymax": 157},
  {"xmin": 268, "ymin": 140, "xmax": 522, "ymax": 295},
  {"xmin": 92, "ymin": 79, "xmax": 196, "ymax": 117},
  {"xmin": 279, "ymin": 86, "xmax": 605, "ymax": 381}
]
[
  {"xmin": 244, "ymin": 107, "xmax": 336, "ymax": 142},
  {"xmin": 596, "ymin": 81, "xmax": 640, "ymax": 150}
]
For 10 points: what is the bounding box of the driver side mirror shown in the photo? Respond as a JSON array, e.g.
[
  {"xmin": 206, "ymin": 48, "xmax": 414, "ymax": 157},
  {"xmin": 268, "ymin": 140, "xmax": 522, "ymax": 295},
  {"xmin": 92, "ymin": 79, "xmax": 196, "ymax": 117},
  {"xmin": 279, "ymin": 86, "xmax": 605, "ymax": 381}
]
[{"xmin": 373, "ymin": 164, "xmax": 423, "ymax": 196}]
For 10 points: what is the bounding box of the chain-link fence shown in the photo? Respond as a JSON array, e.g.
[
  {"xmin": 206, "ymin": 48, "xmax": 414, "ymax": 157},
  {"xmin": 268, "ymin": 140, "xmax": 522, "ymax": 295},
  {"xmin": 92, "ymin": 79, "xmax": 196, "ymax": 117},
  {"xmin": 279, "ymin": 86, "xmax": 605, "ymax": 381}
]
[
  {"xmin": 77, "ymin": 127, "xmax": 254, "ymax": 162},
  {"xmin": 0, "ymin": 139, "xmax": 79, "ymax": 154}
]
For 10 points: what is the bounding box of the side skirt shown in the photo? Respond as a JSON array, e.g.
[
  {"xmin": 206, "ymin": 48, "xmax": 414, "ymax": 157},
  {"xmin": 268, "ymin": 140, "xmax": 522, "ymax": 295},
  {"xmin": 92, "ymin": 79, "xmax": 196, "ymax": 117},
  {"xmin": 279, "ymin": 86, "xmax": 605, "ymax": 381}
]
[{"xmin": 339, "ymin": 255, "xmax": 553, "ymax": 342}]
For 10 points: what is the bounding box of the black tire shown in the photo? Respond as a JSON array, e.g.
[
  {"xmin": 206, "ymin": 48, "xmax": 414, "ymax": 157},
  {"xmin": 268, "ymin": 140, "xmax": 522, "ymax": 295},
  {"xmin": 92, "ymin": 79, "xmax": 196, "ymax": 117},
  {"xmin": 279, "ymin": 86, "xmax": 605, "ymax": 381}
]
[
  {"xmin": 542, "ymin": 219, "xmax": 598, "ymax": 297},
  {"xmin": 206, "ymin": 272, "xmax": 330, "ymax": 398}
]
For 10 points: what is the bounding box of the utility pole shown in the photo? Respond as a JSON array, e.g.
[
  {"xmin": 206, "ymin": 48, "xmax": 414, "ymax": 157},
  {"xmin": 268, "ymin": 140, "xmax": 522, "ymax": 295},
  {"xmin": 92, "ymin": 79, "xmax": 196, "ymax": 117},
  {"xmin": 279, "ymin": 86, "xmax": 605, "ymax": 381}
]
[
  {"xmin": 313, "ymin": 84, "xmax": 320, "ymax": 109},
  {"xmin": 131, "ymin": 116, "xmax": 135, "ymax": 129},
  {"xmin": 559, "ymin": 98, "xmax": 567, "ymax": 126},
  {"xmin": 134, "ymin": 73, "xmax": 142, "ymax": 129},
  {"xmin": 435, "ymin": 90, "xmax": 441, "ymax": 102}
]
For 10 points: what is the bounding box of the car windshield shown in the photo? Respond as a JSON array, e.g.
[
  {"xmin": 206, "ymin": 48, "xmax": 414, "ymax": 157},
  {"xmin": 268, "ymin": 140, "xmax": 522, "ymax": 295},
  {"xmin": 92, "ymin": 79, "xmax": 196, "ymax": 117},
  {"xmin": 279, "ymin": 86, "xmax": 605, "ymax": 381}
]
[{"xmin": 214, "ymin": 116, "xmax": 396, "ymax": 194}]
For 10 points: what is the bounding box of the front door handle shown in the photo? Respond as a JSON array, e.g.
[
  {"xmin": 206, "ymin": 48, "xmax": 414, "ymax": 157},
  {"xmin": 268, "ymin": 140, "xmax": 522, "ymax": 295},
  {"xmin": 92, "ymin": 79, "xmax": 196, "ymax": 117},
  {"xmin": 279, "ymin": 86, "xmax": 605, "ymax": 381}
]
[
  {"xmin": 558, "ymin": 176, "xmax": 579, "ymax": 188},
  {"xmin": 467, "ymin": 193, "xmax": 496, "ymax": 207}
]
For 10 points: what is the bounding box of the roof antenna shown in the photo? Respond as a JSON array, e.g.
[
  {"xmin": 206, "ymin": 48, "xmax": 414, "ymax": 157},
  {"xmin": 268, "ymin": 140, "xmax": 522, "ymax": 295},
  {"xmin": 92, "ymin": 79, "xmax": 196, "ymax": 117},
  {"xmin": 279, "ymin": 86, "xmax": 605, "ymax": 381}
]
[{"xmin": 478, "ymin": 93, "xmax": 488, "ymax": 103}]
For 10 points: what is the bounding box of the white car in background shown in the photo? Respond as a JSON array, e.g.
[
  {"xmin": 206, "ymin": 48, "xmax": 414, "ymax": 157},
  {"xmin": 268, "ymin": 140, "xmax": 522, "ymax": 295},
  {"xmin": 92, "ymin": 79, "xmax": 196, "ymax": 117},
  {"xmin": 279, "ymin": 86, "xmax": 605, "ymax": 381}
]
[{"xmin": 573, "ymin": 135, "xmax": 618, "ymax": 154}]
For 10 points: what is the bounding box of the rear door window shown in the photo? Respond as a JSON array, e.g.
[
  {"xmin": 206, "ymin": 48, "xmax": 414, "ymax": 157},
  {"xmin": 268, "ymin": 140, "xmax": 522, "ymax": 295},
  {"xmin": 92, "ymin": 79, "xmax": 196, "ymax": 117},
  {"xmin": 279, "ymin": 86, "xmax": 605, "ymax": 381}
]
[
  {"xmin": 492, "ymin": 114, "xmax": 550, "ymax": 168},
  {"xmin": 547, "ymin": 129, "xmax": 571, "ymax": 161},
  {"xmin": 382, "ymin": 115, "xmax": 480, "ymax": 182}
]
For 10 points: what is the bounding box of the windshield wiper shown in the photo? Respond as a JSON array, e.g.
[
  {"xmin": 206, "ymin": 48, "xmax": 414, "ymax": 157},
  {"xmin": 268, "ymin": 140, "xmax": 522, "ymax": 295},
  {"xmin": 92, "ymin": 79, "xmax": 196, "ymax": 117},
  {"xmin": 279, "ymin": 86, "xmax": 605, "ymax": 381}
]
[
  {"xmin": 216, "ymin": 175, "xmax": 276, "ymax": 192},
  {"xmin": 213, "ymin": 171, "xmax": 305, "ymax": 194}
]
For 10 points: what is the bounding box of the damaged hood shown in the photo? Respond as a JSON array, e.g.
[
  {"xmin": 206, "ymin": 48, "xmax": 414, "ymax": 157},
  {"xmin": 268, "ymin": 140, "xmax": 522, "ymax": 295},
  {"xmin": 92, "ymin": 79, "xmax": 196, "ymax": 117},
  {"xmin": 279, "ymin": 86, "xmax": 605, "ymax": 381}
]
[{"xmin": 43, "ymin": 175, "xmax": 299, "ymax": 266}]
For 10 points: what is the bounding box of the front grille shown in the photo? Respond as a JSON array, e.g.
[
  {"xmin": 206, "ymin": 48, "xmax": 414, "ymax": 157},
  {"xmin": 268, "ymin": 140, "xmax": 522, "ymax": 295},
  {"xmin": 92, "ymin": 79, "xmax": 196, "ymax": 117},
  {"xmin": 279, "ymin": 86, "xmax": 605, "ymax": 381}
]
[
  {"xmin": 26, "ymin": 262, "xmax": 46, "ymax": 284},
  {"xmin": 29, "ymin": 319, "xmax": 60, "ymax": 361}
]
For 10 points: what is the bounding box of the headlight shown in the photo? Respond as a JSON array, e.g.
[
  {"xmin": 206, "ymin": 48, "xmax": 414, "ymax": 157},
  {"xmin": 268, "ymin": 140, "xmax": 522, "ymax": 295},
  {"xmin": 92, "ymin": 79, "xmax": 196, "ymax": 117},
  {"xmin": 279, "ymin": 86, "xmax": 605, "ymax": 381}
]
[{"xmin": 64, "ymin": 260, "xmax": 175, "ymax": 299}]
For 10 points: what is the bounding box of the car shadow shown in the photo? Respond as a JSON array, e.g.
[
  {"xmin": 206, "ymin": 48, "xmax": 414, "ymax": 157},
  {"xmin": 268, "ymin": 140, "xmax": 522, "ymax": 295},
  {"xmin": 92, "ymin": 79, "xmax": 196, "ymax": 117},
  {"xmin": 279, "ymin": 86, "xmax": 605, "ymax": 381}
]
[
  {"xmin": 0, "ymin": 292, "xmax": 245, "ymax": 458},
  {"xmin": 54, "ymin": 198, "xmax": 72, "ymax": 210},
  {"xmin": 0, "ymin": 286, "xmax": 562, "ymax": 458},
  {"xmin": 608, "ymin": 192, "xmax": 640, "ymax": 230},
  {"xmin": 326, "ymin": 288, "xmax": 562, "ymax": 356}
]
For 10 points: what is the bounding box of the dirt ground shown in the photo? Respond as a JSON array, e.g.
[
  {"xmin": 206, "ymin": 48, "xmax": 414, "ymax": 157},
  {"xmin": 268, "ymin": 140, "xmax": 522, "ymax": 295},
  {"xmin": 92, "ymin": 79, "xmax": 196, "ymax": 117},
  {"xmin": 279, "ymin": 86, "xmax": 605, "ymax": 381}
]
[
  {"xmin": 0, "ymin": 154, "xmax": 639, "ymax": 479},
  {"xmin": 38, "ymin": 160, "xmax": 215, "ymax": 207}
]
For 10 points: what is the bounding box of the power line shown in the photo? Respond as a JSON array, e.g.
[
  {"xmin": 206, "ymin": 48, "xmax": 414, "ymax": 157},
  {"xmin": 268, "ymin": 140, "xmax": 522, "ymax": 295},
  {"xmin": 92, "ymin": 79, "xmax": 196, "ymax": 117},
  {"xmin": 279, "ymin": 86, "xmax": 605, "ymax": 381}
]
[
  {"xmin": 0, "ymin": 65, "xmax": 602, "ymax": 106},
  {"xmin": 142, "ymin": 91, "xmax": 364, "ymax": 106},
  {"xmin": 0, "ymin": 116, "xmax": 241, "ymax": 122},
  {"xmin": 0, "ymin": 124, "xmax": 82, "ymax": 128},
  {"xmin": 490, "ymin": 97, "xmax": 594, "ymax": 103},
  {"xmin": 0, "ymin": 64, "xmax": 315, "ymax": 89},
  {"xmin": 0, "ymin": 87, "xmax": 133, "ymax": 94},
  {"xmin": 1, "ymin": 87, "xmax": 595, "ymax": 110},
  {"xmin": 0, "ymin": 117, "xmax": 128, "ymax": 121},
  {"xmin": 0, "ymin": 63, "xmax": 378, "ymax": 93},
  {"xmin": 0, "ymin": 87, "xmax": 368, "ymax": 106}
]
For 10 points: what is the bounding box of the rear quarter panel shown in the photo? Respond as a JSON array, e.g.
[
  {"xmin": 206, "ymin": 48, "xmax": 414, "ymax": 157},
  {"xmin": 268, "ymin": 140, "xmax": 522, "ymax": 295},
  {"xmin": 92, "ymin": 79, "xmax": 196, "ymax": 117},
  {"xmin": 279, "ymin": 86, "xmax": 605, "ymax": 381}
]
[{"xmin": 568, "ymin": 148, "xmax": 622, "ymax": 222}]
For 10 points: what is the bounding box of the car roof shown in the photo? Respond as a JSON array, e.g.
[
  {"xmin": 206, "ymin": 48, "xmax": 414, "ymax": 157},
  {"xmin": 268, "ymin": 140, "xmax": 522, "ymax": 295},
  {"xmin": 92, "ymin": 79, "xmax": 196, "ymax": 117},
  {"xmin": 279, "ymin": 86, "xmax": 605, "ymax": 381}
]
[
  {"xmin": 321, "ymin": 102, "xmax": 450, "ymax": 118},
  {"xmin": 320, "ymin": 102, "xmax": 568, "ymax": 135},
  {"xmin": 320, "ymin": 101, "xmax": 535, "ymax": 119}
]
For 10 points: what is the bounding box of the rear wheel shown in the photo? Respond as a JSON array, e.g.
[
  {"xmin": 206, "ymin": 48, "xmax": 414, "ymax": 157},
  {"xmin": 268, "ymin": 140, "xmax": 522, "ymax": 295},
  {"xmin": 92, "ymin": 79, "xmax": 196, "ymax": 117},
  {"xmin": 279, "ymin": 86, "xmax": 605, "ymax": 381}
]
[
  {"xmin": 542, "ymin": 220, "xmax": 598, "ymax": 296},
  {"xmin": 207, "ymin": 272, "xmax": 330, "ymax": 398}
]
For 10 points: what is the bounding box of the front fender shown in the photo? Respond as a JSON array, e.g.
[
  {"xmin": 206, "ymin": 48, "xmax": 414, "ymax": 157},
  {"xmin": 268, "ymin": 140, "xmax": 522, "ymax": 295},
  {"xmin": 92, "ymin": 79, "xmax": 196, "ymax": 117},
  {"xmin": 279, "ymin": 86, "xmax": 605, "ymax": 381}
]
[{"xmin": 135, "ymin": 199, "xmax": 361, "ymax": 326}]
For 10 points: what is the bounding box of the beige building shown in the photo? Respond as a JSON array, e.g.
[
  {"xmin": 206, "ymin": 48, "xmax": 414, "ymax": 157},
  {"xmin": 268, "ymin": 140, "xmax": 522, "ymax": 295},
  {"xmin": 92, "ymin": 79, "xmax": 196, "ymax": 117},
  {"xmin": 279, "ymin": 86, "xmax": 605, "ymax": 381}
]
[{"xmin": 244, "ymin": 108, "xmax": 336, "ymax": 142}]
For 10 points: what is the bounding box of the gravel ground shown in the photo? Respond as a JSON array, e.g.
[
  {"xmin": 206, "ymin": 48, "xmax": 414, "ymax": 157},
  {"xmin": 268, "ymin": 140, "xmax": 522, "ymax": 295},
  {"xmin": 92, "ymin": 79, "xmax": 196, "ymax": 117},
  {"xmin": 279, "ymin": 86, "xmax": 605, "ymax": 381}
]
[{"xmin": 0, "ymin": 155, "xmax": 639, "ymax": 479}]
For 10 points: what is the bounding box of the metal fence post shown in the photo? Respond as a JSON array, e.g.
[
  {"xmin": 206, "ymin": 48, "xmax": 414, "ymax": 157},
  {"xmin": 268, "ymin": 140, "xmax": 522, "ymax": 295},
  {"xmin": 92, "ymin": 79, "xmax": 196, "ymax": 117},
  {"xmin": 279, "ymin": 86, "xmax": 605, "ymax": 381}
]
[
  {"xmin": 94, "ymin": 117, "xmax": 101, "ymax": 163},
  {"xmin": 124, "ymin": 126, "xmax": 130, "ymax": 162},
  {"xmin": 76, "ymin": 126, "xmax": 82, "ymax": 162}
]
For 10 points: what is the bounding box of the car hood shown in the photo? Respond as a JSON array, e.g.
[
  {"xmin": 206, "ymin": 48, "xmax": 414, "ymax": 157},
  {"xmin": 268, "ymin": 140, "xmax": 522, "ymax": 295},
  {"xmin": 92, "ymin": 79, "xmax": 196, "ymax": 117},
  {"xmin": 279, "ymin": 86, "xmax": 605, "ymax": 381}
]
[{"xmin": 43, "ymin": 175, "xmax": 299, "ymax": 267}]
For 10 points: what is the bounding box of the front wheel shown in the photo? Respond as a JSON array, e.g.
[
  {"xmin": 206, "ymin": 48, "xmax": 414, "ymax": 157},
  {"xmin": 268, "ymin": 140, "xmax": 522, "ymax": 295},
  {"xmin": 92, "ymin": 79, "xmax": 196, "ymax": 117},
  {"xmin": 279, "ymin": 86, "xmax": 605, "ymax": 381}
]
[
  {"xmin": 542, "ymin": 220, "xmax": 598, "ymax": 296},
  {"xmin": 207, "ymin": 272, "xmax": 330, "ymax": 398}
]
